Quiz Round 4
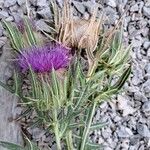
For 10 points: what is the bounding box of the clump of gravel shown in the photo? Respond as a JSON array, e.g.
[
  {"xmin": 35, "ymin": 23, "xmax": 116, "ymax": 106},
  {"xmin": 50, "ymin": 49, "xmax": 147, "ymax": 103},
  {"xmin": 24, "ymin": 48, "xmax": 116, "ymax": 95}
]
[{"xmin": 0, "ymin": 0, "xmax": 150, "ymax": 149}]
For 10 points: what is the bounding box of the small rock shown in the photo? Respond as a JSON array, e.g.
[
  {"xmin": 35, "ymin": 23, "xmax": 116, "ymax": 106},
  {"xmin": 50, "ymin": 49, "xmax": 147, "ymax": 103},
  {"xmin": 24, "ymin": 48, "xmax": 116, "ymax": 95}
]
[
  {"xmin": 56, "ymin": 0, "xmax": 63, "ymax": 7},
  {"xmin": 35, "ymin": 20, "xmax": 51, "ymax": 32},
  {"xmin": 28, "ymin": 127, "xmax": 46, "ymax": 140},
  {"xmin": 104, "ymin": 147, "xmax": 113, "ymax": 150},
  {"xmin": 145, "ymin": 63, "xmax": 150, "ymax": 73},
  {"xmin": 101, "ymin": 128, "xmax": 112, "ymax": 139},
  {"xmin": 29, "ymin": 0, "xmax": 37, "ymax": 6},
  {"xmin": 37, "ymin": 0, "xmax": 47, "ymax": 7},
  {"xmin": 130, "ymin": 136, "xmax": 140, "ymax": 145},
  {"xmin": 113, "ymin": 116, "xmax": 122, "ymax": 122},
  {"xmin": 134, "ymin": 91, "xmax": 147, "ymax": 102},
  {"xmin": 100, "ymin": 101, "xmax": 108, "ymax": 110},
  {"xmin": 142, "ymin": 79, "xmax": 150, "ymax": 94},
  {"xmin": 138, "ymin": 144, "xmax": 145, "ymax": 150},
  {"xmin": 105, "ymin": 7, "xmax": 119, "ymax": 24},
  {"xmin": 137, "ymin": 123, "xmax": 150, "ymax": 137},
  {"xmin": 143, "ymin": 41, "xmax": 150, "ymax": 49},
  {"xmin": 37, "ymin": 7, "xmax": 51, "ymax": 19},
  {"xmin": 0, "ymin": 11, "xmax": 9, "ymax": 19},
  {"xmin": 117, "ymin": 95, "xmax": 135, "ymax": 116},
  {"xmin": 0, "ymin": 23, "xmax": 3, "ymax": 37},
  {"xmin": 72, "ymin": 1, "xmax": 85, "ymax": 14},
  {"xmin": 142, "ymin": 101, "xmax": 150, "ymax": 113},
  {"xmin": 148, "ymin": 48, "xmax": 150, "ymax": 57},
  {"xmin": 130, "ymin": 4, "xmax": 139, "ymax": 12},
  {"xmin": 143, "ymin": 6, "xmax": 150, "ymax": 18},
  {"xmin": 0, "ymin": 0, "xmax": 4, "ymax": 8},
  {"xmin": 5, "ymin": 16, "xmax": 14, "ymax": 21},
  {"xmin": 117, "ymin": 126, "xmax": 133, "ymax": 138},
  {"xmin": 17, "ymin": 0, "xmax": 25, "ymax": 6},
  {"xmin": 106, "ymin": 0, "xmax": 116, "ymax": 8},
  {"xmin": 141, "ymin": 27, "xmax": 149, "ymax": 37},
  {"xmin": 51, "ymin": 144, "xmax": 57, "ymax": 150},
  {"xmin": 120, "ymin": 139, "xmax": 130, "ymax": 149},
  {"xmin": 4, "ymin": 0, "xmax": 16, "ymax": 7},
  {"xmin": 0, "ymin": 36, "xmax": 7, "ymax": 48}
]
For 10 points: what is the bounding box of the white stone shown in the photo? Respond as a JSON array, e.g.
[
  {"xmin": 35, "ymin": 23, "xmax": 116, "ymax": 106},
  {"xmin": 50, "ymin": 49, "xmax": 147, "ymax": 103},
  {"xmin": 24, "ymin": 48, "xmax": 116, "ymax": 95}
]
[
  {"xmin": 107, "ymin": 0, "xmax": 117, "ymax": 8},
  {"xmin": 4, "ymin": 0, "xmax": 16, "ymax": 7}
]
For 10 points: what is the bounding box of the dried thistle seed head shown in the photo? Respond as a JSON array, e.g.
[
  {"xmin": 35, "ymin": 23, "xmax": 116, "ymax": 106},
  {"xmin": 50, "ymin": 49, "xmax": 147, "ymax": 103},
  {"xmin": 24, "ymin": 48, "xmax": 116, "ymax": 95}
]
[
  {"xmin": 52, "ymin": 0, "xmax": 101, "ymax": 50},
  {"xmin": 18, "ymin": 44, "xmax": 71, "ymax": 73},
  {"xmin": 67, "ymin": 18, "xmax": 100, "ymax": 50}
]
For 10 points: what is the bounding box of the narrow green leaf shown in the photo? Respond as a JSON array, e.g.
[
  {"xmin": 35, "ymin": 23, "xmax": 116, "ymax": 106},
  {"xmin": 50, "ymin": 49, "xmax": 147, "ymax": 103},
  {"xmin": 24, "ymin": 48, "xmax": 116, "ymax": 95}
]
[
  {"xmin": 3, "ymin": 20, "xmax": 23, "ymax": 52},
  {"xmin": 112, "ymin": 65, "xmax": 131, "ymax": 90},
  {"xmin": 86, "ymin": 142, "xmax": 103, "ymax": 150},
  {"xmin": 24, "ymin": 18, "xmax": 37, "ymax": 46},
  {"xmin": 69, "ymin": 122, "xmax": 85, "ymax": 129},
  {"xmin": 90, "ymin": 121, "xmax": 109, "ymax": 130},
  {"xmin": 0, "ymin": 141, "xmax": 24, "ymax": 150},
  {"xmin": 0, "ymin": 80, "xmax": 15, "ymax": 94}
]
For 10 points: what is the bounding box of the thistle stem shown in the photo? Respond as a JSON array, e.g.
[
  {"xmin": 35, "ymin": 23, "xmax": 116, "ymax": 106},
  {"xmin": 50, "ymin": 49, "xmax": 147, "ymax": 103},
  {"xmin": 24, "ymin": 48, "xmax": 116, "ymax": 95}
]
[
  {"xmin": 66, "ymin": 130, "xmax": 74, "ymax": 150},
  {"xmin": 80, "ymin": 102, "xmax": 97, "ymax": 150},
  {"xmin": 53, "ymin": 109, "xmax": 62, "ymax": 150}
]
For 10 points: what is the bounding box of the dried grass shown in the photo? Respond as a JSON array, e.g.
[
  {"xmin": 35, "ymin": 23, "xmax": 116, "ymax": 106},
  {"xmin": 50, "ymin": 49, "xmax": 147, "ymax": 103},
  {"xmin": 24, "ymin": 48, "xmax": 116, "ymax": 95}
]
[{"xmin": 51, "ymin": 0, "xmax": 102, "ymax": 51}]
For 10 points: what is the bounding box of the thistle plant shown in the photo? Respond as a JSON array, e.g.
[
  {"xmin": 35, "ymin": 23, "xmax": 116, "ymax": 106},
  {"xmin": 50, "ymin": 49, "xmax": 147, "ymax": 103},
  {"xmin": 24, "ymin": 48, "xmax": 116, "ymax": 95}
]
[{"xmin": 0, "ymin": 1, "xmax": 131, "ymax": 150}]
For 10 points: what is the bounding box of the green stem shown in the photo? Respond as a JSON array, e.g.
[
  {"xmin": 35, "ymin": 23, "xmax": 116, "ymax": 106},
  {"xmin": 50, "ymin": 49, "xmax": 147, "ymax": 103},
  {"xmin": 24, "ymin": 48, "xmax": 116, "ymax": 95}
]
[
  {"xmin": 80, "ymin": 102, "xmax": 97, "ymax": 150},
  {"xmin": 66, "ymin": 130, "xmax": 74, "ymax": 150},
  {"xmin": 53, "ymin": 109, "xmax": 62, "ymax": 150}
]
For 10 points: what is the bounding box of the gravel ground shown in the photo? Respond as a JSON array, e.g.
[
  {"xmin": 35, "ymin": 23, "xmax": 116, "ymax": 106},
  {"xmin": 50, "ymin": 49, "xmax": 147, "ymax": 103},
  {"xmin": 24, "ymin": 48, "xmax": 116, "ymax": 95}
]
[{"xmin": 0, "ymin": 0, "xmax": 150, "ymax": 150}]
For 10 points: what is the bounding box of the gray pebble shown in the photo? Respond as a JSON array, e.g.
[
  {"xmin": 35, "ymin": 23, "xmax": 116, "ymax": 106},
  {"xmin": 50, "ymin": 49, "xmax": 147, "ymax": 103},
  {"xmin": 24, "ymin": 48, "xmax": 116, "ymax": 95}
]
[
  {"xmin": 134, "ymin": 92, "xmax": 143, "ymax": 102},
  {"xmin": 143, "ymin": 6, "xmax": 150, "ymax": 18},
  {"xmin": 0, "ymin": 11, "xmax": 9, "ymax": 19},
  {"xmin": 0, "ymin": 36, "xmax": 7, "ymax": 48},
  {"xmin": 37, "ymin": 7, "xmax": 51, "ymax": 19},
  {"xmin": 142, "ymin": 101, "xmax": 150, "ymax": 113},
  {"xmin": 17, "ymin": 0, "xmax": 25, "ymax": 6},
  {"xmin": 72, "ymin": 1, "xmax": 85, "ymax": 14},
  {"xmin": 117, "ymin": 126, "xmax": 133, "ymax": 138},
  {"xmin": 4, "ymin": 0, "xmax": 16, "ymax": 7},
  {"xmin": 137, "ymin": 123, "xmax": 150, "ymax": 137},
  {"xmin": 143, "ymin": 41, "xmax": 150, "ymax": 49},
  {"xmin": 142, "ymin": 79, "xmax": 150, "ymax": 94},
  {"xmin": 130, "ymin": 136, "xmax": 140, "ymax": 145},
  {"xmin": 37, "ymin": 0, "xmax": 47, "ymax": 7},
  {"xmin": 130, "ymin": 4, "xmax": 139, "ymax": 12},
  {"xmin": 35, "ymin": 19, "xmax": 51, "ymax": 32},
  {"xmin": 138, "ymin": 144, "xmax": 145, "ymax": 150},
  {"xmin": 106, "ymin": 0, "xmax": 116, "ymax": 8},
  {"xmin": 101, "ymin": 128, "xmax": 112, "ymax": 139},
  {"xmin": 0, "ymin": 23, "xmax": 3, "ymax": 37}
]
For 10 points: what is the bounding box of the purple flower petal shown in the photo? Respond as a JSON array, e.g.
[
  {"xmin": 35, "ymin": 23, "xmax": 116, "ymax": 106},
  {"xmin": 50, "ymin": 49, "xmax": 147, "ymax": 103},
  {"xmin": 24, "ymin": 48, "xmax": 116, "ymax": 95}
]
[{"xmin": 18, "ymin": 44, "xmax": 70, "ymax": 73}]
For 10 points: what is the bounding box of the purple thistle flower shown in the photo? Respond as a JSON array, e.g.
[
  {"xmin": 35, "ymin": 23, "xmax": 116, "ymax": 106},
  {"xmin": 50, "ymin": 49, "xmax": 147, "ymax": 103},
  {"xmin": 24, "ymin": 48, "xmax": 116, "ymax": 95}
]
[{"xmin": 18, "ymin": 44, "xmax": 70, "ymax": 73}]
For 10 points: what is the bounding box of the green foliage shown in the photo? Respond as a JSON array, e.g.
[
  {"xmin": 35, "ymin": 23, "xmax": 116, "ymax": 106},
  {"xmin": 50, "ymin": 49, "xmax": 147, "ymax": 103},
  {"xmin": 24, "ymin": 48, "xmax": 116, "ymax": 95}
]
[
  {"xmin": 1, "ymin": 15, "xmax": 131, "ymax": 150},
  {"xmin": 3, "ymin": 18, "xmax": 37, "ymax": 53},
  {"xmin": 0, "ymin": 141, "xmax": 23, "ymax": 150},
  {"xmin": 3, "ymin": 20, "xmax": 24, "ymax": 52},
  {"xmin": 0, "ymin": 138, "xmax": 40, "ymax": 150}
]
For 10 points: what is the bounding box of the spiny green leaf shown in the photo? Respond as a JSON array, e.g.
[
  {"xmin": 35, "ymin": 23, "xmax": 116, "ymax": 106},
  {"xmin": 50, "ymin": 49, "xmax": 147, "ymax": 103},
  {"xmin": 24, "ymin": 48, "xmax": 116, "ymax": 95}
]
[
  {"xmin": 0, "ymin": 80, "xmax": 15, "ymax": 94},
  {"xmin": 0, "ymin": 141, "xmax": 24, "ymax": 150},
  {"xmin": 112, "ymin": 65, "xmax": 131, "ymax": 90},
  {"xmin": 86, "ymin": 142, "xmax": 104, "ymax": 150},
  {"xmin": 24, "ymin": 18, "xmax": 37, "ymax": 46},
  {"xmin": 90, "ymin": 121, "xmax": 109, "ymax": 130},
  {"xmin": 3, "ymin": 20, "xmax": 23, "ymax": 52},
  {"xmin": 69, "ymin": 121, "xmax": 85, "ymax": 129}
]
